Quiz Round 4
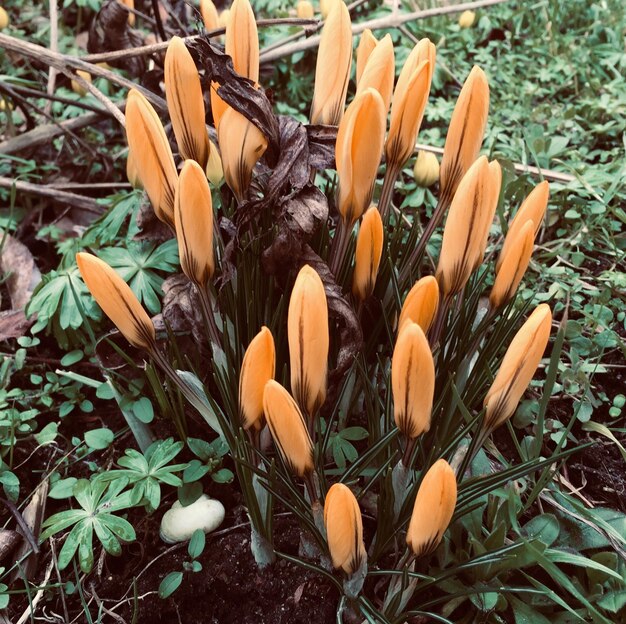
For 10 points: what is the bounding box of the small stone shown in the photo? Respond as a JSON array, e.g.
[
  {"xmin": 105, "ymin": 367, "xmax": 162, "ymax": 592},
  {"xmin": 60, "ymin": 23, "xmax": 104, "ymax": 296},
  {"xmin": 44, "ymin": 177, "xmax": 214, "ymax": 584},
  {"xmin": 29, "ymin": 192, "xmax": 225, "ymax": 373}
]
[{"xmin": 160, "ymin": 494, "xmax": 225, "ymax": 543}]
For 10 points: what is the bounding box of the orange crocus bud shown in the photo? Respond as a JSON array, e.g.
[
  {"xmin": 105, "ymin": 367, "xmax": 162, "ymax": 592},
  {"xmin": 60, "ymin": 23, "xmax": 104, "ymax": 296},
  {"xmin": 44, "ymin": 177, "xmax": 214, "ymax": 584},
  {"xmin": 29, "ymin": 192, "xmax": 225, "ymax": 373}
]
[
  {"xmin": 352, "ymin": 206, "xmax": 384, "ymax": 301},
  {"xmin": 483, "ymin": 304, "xmax": 552, "ymax": 431},
  {"xmin": 385, "ymin": 39, "xmax": 436, "ymax": 169},
  {"xmin": 398, "ymin": 275, "xmax": 439, "ymax": 334},
  {"xmin": 76, "ymin": 253, "xmax": 155, "ymax": 351},
  {"xmin": 356, "ymin": 34, "xmax": 395, "ymax": 114},
  {"xmin": 125, "ymin": 89, "xmax": 177, "ymax": 227},
  {"xmin": 391, "ymin": 322, "xmax": 435, "ymax": 439},
  {"xmin": 263, "ymin": 380, "xmax": 314, "ymax": 477},
  {"xmin": 406, "ymin": 459, "xmax": 457, "ymax": 557},
  {"xmin": 217, "ymin": 106, "xmax": 267, "ymax": 202},
  {"xmin": 239, "ymin": 327, "xmax": 276, "ymax": 431},
  {"xmin": 288, "ymin": 265, "xmax": 329, "ymax": 416},
  {"xmin": 439, "ymin": 66, "xmax": 489, "ymax": 206},
  {"xmin": 310, "ymin": 0, "xmax": 352, "ymax": 125},
  {"xmin": 435, "ymin": 156, "xmax": 501, "ymax": 297},
  {"xmin": 336, "ymin": 88, "xmax": 386, "ymax": 226},
  {"xmin": 355, "ymin": 29, "xmax": 377, "ymax": 85},
  {"xmin": 496, "ymin": 181, "xmax": 549, "ymax": 272},
  {"xmin": 226, "ymin": 0, "xmax": 259, "ymax": 83},
  {"xmin": 165, "ymin": 37, "xmax": 210, "ymax": 169},
  {"xmin": 324, "ymin": 483, "xmax": 367, "ymax": 574},
  {"xmin": 489, "ymin": 220, "xmax": 534, "ymax": 309},
  {"xmin": 174, "ymin": 160, "xmax": 215, "ymax": 287},
  {"xmin": 200, "ymin": 0, "xmax": 219, "ymax": 30}
]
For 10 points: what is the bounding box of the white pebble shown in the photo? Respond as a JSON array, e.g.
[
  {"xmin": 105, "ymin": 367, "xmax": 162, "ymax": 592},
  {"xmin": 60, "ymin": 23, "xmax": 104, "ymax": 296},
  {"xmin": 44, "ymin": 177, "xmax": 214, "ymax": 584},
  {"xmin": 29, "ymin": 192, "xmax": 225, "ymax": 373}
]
[{"xmin": 160, "ymin": 494, "xmax": 225, "ymax": 543}]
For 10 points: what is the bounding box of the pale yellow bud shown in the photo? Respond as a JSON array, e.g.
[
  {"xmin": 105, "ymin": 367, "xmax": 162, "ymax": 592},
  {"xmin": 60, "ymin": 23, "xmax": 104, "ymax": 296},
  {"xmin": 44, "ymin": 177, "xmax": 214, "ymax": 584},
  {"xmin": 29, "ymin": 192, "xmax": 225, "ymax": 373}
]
[
  {"xmin": 205, "ymin": 138, "xmax": 224, "ymax": 187},
  {"xmin": 296, "ymin": 0, "xmax": 314, "ymax": 19},
  {"xmin": 71, "ymin": 70, "xmax": 92, "ymax": 97},
  {"xmin": 458, "ymin": 10, "xmax": 476, "ymax": 28},
  {"xmin": 413, "ymin": 151, "xmax": 440, "ymax": 188},
  {"xmin": 0, "ymin": 7, "xmax": 9, "ymax": 29}
]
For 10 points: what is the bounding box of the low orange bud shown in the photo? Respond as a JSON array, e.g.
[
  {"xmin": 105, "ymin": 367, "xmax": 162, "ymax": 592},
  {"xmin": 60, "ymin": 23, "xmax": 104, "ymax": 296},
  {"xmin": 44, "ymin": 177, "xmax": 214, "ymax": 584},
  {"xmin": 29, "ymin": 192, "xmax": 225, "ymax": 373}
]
[
  {"xmin": 356, "ymin": 34, "xmax": 395, "ymax": 114},
  {"xmin": 483, "ymin": 304, "xmax": 552, "ymax": 430},
  {"xmin": 226, "ymin": 0, "xmax": 259, "ymax": 83},
  {"xmin": 263, "ymin": 380, "xmax": 314, "ymax": 477},
  {"xmin": 352, "ymin": 206, "xmax": 384, "ymax": 301},
  {"xmin": 76, "ymin": 253, "xmax": 155, "ymax": 351},
  {"xmin": 239, "ymin": 327, "xmax": 276, "ymax": 431},
  {"xmin": 398, "ymin": 276, "xmax": 439, "ymax": 334},
  {"xmin": 355, "ymin": 29, "xmax": 378, "ymax": 86},
  {"xmin": 324, "ymin": 483, "xmax": 366, "ymax": 574},
  {"xmin": 392, "ymin": 322, "xmax": 435, "ymax": 439},
  {"xmin": 406, "ymin": 459, "xmax": 457, "ymax": 557},
  {"xmin": 200, "ymin": 0, "xmax": 219, "ymax": 30}
]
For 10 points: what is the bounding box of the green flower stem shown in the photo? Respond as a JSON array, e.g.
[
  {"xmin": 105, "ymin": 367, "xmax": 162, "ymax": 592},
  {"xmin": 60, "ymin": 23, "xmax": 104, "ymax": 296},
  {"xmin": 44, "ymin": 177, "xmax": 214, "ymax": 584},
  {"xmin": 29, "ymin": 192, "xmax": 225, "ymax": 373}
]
[{"xmin": 378, "ymin": 163, "xmax": 401, "ymax": 223}]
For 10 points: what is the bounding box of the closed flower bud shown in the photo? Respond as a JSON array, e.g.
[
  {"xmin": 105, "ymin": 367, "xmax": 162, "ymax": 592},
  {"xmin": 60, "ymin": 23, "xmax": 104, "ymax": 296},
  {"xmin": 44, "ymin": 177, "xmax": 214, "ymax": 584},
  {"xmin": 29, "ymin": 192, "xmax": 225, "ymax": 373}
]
[
  {"xmin": 210, "ymin": 82, "xmax": 229, "ymax": 130},
  {"xmin": 406, "ymin": 459, "xmax": 457, "ymax": 557},
  {"xmin": 398, "ymin": 276, "xmax": 439, "ymax": 333},
  {"xmin": 165, "ymin": 37, "xmax": 210, "ymax": 169},
  {"xmin": 320, "ymin": 0, "xmax": 337, "ymax": 19},
  {"xmin": 205, "ymin": 138, "xmax": 224, "ymax": 187},
  {"xmin": 324, "ymin": 483, "xmax": 366, "ymax": 574},
  {"xmin": 310, "ymin": 0, "xmax": 352, "ymax": 126},
  {"xmin": 458, "ymin": 10, "xmax": 476, "ymax": 28},
  {"xmin": 174, "ymin": 160, "xmax": 215, "ymax": 287},
  {"xmin": 71, "ymin": 70, "xmax": 92, "ymax": 97},
  {"xmin": 413, "ymin": 150, "xmax": 440, "ymax": 188},
  {"xmin": 392, "ymin": 322, "xmax": 435, "ymax": 439},
  {"xmin": 0, "ymin": 6, "xmax": 9, "ymax": 29},
  {"xmin": 296, "ymin": 0, "xmax": 314, "ymax": 19},
  {"xmin": 239, "ymin": 327, "xmax": 276, "ymax": 431},
  {"xmin": 436, "ymin": 156, "xmax": 501, "ymax": 297},
  {"xmin": 218, "ymin": 8, "xmax": 230, "ymax": 27},
  {"xmin": 218, "ymin": 106, "xmax": 268, "ymax": 202},
  {"xmin": 76, "ymin": 252, "xmax": 155, "ymax": 351},
  {"xmin": 352, "ymin": 206, "xmax": 383, "ymax": 301},
  {"xmin": 489, "ymin": 220, "xmax": 534, "ymax": 309},
  {"xmin": 125, "ymin": 89, "xmax": 177, "ymax": 227},
  {"xmin": 288, "ymin": 265, "xmax": 329, "ymax": 416},
  {"xmin": 336, "ymin": 88, "xmax": 386, "ymax": 226},
  {"xmin": 355, "ymin": 29, "xmax": 377, "ymax": 86},
  {"xmin": 226, "ymin": 0, "xmax": 259, "ymax": 83},
  {"xmin": 356, "ymin": 34, "xmax": 395, "ymax": 114},
  {"xmin": 126, "ymin": 149, "xmax": 142, "ymax": 189},
  {"xmin": 496, "ymin": 181, "xmax": 549, "ymax": 272},
  {"xmin": 439, "ymin": 66, "xmax": 489, "ymax": 207},
  {"xmin": 263, "ymin": 380, "xmax": 314, "ymax": 477},
  {"xmin": 483, "ymin": 304, "xmax": 552, "ymax": 431},
  {"xmin": 200, "ymin": 0, "xmax": 219, "ymax": 30}
]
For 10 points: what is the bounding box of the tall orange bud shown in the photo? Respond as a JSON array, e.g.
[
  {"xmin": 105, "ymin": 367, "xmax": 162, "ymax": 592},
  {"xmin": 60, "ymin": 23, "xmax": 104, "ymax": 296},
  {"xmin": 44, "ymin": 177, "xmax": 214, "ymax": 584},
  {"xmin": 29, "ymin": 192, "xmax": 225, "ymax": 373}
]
[
  {"xmin": 263, "ymin": 380, "xmax": 314, "ymax": 477},
  {"xmin": 398, "ymin": 276, "xmax": 439, "ymax": 334},
  {"xmin": 483, "ymin": 304, "xmax": 552, "ymax": 431},
  {"xmin": 356, "ymin": 34, "xmax": 395, "ymax": 114},
  {"xmin": 385, "ymin": 38, "xmax": 436, "ymax": 168},
  {"xmin": 336, "ymin": 88, "xmax": 386, "ymax": 226},
  {"xmin": 391, "ymin": 322, "xmax": 435, "ymax": 439},
  {"xmin": 352, "ymin": 207, "xmax": 384, "ymax": 301},
  {"xmin": 217, "ymin": 106, "xmax": 267, "ymax": 202},
  {"xmin": 288, "ymin": 265, "xmax": 329, "ymax": 416},
  {"xmin": 76, "ymin": 253, "xmax": 155, "ymax": 351},
  {"xmin": 406, "ymin": 459, "xmax": 457, "ymax": 557},
  {"xmin": 174, "ymin": 161, "xmax": 215, "ymax": 287},
  {"xmin": 200, "ymin": 0, "xmax": 219, "ymax": 30},
  {"xmin": 226, "ymin": 0, "xmax": 259, "ymax": 83},
  {"xmin": 497, "ymin": 181, "xmax": 549, "ymax": 272},
  {"xmin": 355, "ymin": 29, "xmax": 378, "ymax": 86},
  {"xmin": 489, "ymin": 220, "xmax": 534, "ymax": 309},
  {"xmin": 439, "ymin": 66, "xmax": 489, "ymax": 206},
  {"xmin": 310, "ymin": 1, "xmax": 352, "ymax": 125},
  {"xmin": 239, "ymin": 327, "xmax": 275, "ymax": 431},
  {"xmin": 324, "ymin": 484, "xmax": 366, "ymax": 574},
  {"xmin": 435, "ymin": 156, "xmax": 501, "ymax": 297},
  {"xmin": 125, "ymin": 89, "xmax": 177, "ymax": 227},
  {"xmin": 165, "ymin": 37, "xmax": 210, "ymax": 169}
]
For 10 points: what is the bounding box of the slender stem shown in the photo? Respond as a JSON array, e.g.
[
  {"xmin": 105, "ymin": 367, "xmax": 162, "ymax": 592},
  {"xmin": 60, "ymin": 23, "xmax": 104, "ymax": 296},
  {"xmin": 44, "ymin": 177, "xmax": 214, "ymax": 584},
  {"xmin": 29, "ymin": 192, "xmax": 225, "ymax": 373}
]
[
  {"xmin": 378, "ymin": 163, "xmax": 400, "ymax": 223},
  {"xmin": 328, "ymin": 219, "xmax": 352, "ymax": 277},
  {"xmin": 195, "ymin": 282, "xmax": 222, "ymax": 348},
  {"xmin": 427, "ymin": 293, "xmax": 452, "ymax": 349}
]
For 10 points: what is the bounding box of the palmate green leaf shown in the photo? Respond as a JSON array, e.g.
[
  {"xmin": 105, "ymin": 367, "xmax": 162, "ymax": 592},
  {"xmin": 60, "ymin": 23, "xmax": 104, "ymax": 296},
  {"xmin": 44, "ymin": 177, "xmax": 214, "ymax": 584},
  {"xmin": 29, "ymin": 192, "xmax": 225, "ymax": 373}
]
[
  {"xmin": 41, "ymin": 509, "xmax": 89, "ymax": 539},
  {"xmin": 58, "ymin": 520, "xmax": 89, "ymax": 571},
  {"xmin": 98, "ymin": 240, "xmax": 178, "ymax": 314},
  {"xmin": 98, "ymin": 514, "xmax": 136, "ymax": 542},
  {"xmin": 93, "ymin": 519, "xmax": 122, "ymax": 557}
]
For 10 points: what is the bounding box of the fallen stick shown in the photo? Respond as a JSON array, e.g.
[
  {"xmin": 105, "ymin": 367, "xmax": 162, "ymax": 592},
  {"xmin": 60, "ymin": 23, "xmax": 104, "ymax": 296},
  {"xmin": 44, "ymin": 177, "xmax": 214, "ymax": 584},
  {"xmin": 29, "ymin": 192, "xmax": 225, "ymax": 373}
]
[{"xmin": 0, "ymin": 176, "xmax": 103, "ymax": 212}]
